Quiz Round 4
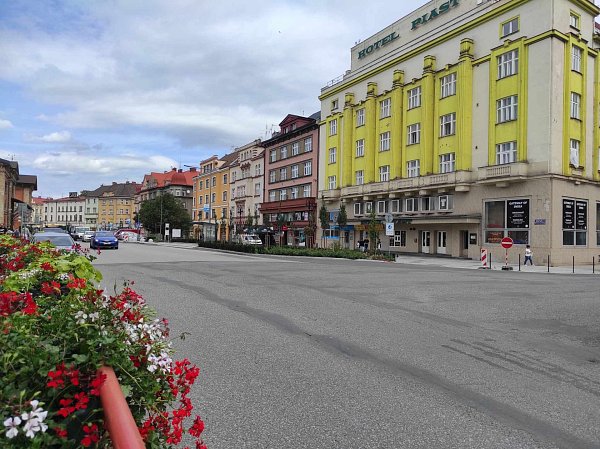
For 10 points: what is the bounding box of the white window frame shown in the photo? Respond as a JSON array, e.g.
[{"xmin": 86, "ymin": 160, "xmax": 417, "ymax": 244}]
[
  {"xmin": 292, "ymin": 142, "xmax": 299, "ymax": 156},
  {"xmin": 291, "ymin": 186, "xmax": 298, "ymax": 199},
  {"xmin": 407, "ymin": 123, "xmax": 420, "ymax": 145},
  {"xmin": 364, "ymin": 201, "xmax": 373, "ymax": 214},
  {"xmin": 380, "ymin": 98, "xmax": 391, "ymax": 118},
  {"xmin": 379, "ymin": 165, "xmax": 390, "ymax": 182},
  {"xmin": 496, "ymin": 141, "xmax": 517, "ymax": 165},
  {"xmin": 405, "ymin": 198, "xmax": 419, "ymax": 212},
  {"xmin": 421, "ymin": 197, "xmax": 435, "ymax": 212},
  {"xmin": 304, "ymin": 161, "xmax": 312, "ymax": 176},
  {"xmin": 438, "ymin": 195, "xmax": 453, "ymax": 211},
  {"xmin": 440, "ymin": 113, "xmax": 456, "ymax": 137},
  {"xmin": 356, "ymin": 139, "xmax": 365, "ymax": 157},
  {"xmin": 303, "ymin": 184, "xmax": 311, "ymax": 197},
  {"xmin": 329, "ymin": 147, "xmax": 337, "ymax": 164},
  {"xmin": 377, "ymin": 200, "xmax": 388, "ymax": 214},
  {"xmin": 269, "ymin": 170, "xmax": 276, "ymax": 183},
  {"xmin": 501, "ymin": 18, "xmax": 519, "ymax": 37},
  {"xmin": 329, "ymin": 119, "xmax": 337, "ymax": 136},
  {"xmin": 408, "ymin": 86, "xmax": 421, "ymax": 109},
  {"xmin": 570, "ymin": 139, "xmax": 580, "ymax": 167},
  {"xmin": 407, "ymin": 160, "xmax": 420, "ymax": 178},
  {"xmin": 379, "ymin": 131, "xmax": 391, "ymax": 152},
  {"xmin": 439, "ymin": 153, "xmax": 456, "ymax": 173},
  {"xmin": 291, "ymin": 164, "xmax": 299, "ymax": 178},
  {"xmin": 355, "ymin": 170, "xmax": 364, "ymax": 185},
  {"xmin": 356, "ymin": 108, "xmax": 365, "ymax": 126},
  {"xmin": 572, "ymin": 46, "xmax": 582, "ymax": 72},
  {"xmin": 280, "ymin": 167, "xmax": 287, "ymax": 181},
  {"xmin": 496, "ymin": 95, "xmax": 518, "ymax": 123},
  {"xmin": 305, "ymin": 137, "xmax": 312, "ymax": 152},
  {"xmin": 280, "ymin": 189, "xmax": 287, "ymax": 200},
  {"xmin": 440, "ymin": 73, "xmax": 457, "ymax": 98},
  {"xmin": 390, "ymin": 199, "xmax": 402, "ymax": 213},
  {"xmin": 570, "ymin": 92, "xmax": 581, "ymax": 119},
  {"xmin": 281, "ymin": 146, "xmax": 287, "ymax": 159},
  {"xmin": 354, "ymin": 203, "xmax": 364, "ymax": 216},
  {"xmin": 270, "ymin": 150, "xmax": 276, "ymax": 162},
  {"xmin": 570, "ymin": 12, "xmax": 580, "ymax": 29},
  {"xmin": 328, "ymin": 175, "xmax": 337, "ymax": 190},
  {"xmin": 497, "ymin": 49, "xmax": 518, "ymax": 79}
]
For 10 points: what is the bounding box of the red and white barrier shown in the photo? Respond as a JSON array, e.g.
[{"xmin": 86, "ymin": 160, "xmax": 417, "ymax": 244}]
[{"xmin": 481, "ymin": 248, "xmax": 488, "ymax": 269}]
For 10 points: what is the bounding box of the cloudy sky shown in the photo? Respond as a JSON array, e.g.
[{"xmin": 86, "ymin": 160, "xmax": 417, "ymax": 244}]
[{"xmin": 0, "ymin": 0, "xmax": 429, "ymax": 197}]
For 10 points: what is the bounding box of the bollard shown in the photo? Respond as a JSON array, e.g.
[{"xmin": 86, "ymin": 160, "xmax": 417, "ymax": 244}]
[
  {"xmin": 573, "ymin": 255, "xmax": 575, "ymax": 274},
  {"xmin": 518, "ymin": 253, "xmax": 521, "ymax": 272},
  {"xmin": 547, "ymin": 255, "xmax": 550, "ymax": 273},
  {"xmin": 593, "ymin": 257, "xmax": 595, "ymax": 274},
  {"xmin": 490, "ymin": 251, "xmax": 492, "ymax": 270}
]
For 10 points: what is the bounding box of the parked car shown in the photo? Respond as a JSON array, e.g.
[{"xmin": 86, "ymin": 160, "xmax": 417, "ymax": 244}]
[
  {"xmin": 114, "ymin": 228, "xmax": 140, "ymax": 241},
  {"xmin": 42, "ymin": 227, "xmax": 68, "ymax": 233},
  {"xmin": 238, "ymin": 234, "xmax": 262, "ymax": 245},
  {"xmin": 32, "ymin": 232, "xmax": 75, "ymax": 251},
  {"xmin": 82, "ymin": 230, "xmax": 95, "ymax": 242},
  {"xmin": 71, "ymin": 226, "xmax": 91, "ymax": 241},
  {"xmin": 90, "ymin": 231, "xmax": 119, "ymax": 249}
]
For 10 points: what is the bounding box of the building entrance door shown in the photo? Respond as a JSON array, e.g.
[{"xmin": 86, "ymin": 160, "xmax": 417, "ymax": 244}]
[
  {"xmin": 437, "ymin": 231, "xmax": 447, "ymax": 255},
  {"xmin": 421, "ymin": 231, "xmax": 431, "ymax": 254}
]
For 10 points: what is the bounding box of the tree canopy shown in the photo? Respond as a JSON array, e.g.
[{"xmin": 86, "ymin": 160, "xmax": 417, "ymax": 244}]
[{"xmin": 138, "ymin": 193, "xmax": 191, "ymax": 235}]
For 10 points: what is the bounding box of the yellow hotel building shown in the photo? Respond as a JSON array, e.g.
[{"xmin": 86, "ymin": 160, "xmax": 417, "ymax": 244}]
[{"xmin": 319, "ymin": 0, "xmax": 600, "ymax": 264}]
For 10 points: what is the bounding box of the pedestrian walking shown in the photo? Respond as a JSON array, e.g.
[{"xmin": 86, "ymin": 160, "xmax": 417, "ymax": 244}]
[{"xmin": 524, "ymin": 245, "xmax": 534, "ymax": 265}]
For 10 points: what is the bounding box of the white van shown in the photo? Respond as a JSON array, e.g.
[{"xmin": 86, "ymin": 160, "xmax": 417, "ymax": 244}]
[{"xmin": 238, "ymin": 234, "xmax": 262, "ymax": 245}]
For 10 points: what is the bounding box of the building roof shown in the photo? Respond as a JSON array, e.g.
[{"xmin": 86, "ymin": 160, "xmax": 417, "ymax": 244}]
[
  {"xmin": 87, "ymin": 181, "xmax": 140, "ymax": 198},
  {"xmin": 140, "ymin": 168, "xmax": 196, "ymax": 191},
  {"xmin": 17, "ymin": 174, "xmax": 38, "ymax": 190},
  {"xmin": 32, "ymin": 196, "xmax": 52, "ymax": 205}
]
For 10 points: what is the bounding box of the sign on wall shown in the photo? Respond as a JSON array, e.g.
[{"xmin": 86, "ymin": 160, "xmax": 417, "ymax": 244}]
[
  {"xmin": 576, "ymin": 201, "xmax": 587, "ymax": 230},
  {"xmin": 507, "ymin": 199, "xmax": 529, "ymax": 228},
  {"xmin": 562, "ymin": 199, "xmax": 575, "ymax": 229}
]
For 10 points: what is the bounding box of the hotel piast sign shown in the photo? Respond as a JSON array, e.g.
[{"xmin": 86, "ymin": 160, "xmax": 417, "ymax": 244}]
[
  {"xmin": 357, "ymin": 32, "xmax": 399, "ymax": 59},
  {"xmin": 411, "ymin": 0, "xmax": 460, "ymax": 30}
]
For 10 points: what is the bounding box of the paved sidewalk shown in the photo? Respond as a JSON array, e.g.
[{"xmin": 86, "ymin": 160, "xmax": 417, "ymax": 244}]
[{"xmin": 393, "ymin": 254, "xmax": 600, "ymax": 274}]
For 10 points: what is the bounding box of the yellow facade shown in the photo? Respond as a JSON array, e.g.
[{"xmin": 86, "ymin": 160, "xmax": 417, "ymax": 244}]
[{"xmin": 97, "ymin": 195, "xmax": 135, "ymax": 229}]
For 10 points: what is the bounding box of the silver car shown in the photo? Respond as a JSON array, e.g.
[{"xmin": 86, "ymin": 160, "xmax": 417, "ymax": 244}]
[{"xmin": 32, "ymin": 232, "xmax": 76, "ymax": 251}]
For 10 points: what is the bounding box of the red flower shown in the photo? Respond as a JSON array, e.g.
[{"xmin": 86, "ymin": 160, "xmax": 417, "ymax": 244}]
[
  {"xmin": 54, "ymin": 427, "xmax": 68, "ymax": 439},
  {"xmin": 81, "ymin": 424, "xmax": 99, "ymax": 447},
  {"xmin": 41, "ymin": 281, "xmax": 61, "ymax": 295},
  {"xmin": 89, "ymin": 372, "xmax": 107, "ymax": 396},
  {"xmin": 57, "ymin": 398, "xmax": 76, "ymax": 418},
  {"xmin": 67, "ymin": 278, "xmax": 87, "ymax": 290},
  {"xmin": 188, "ymin": 416, "xmax": 205, "ymax": 437},
  {"xmin": 74, "ymin": 391, "xmax": 89, "ymax": 410},
  {"xmin": 40, "ymin": 262, "xmax": 54, "ymax": 271}
]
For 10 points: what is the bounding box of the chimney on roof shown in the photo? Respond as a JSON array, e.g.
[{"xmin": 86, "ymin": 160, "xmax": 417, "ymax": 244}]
[
  {"xmin": 190, "ymin": 167, "xmax": 196, "ymax": 172},
  {"xmin": 178, "ymin": 169, "xmax": 182, "ymax": 173},
  {"xmin": 112, "ymin": 182, "xmax": 117, "ymax": 185}
]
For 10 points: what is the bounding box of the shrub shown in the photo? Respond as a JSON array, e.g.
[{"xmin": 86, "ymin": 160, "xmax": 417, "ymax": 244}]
[{"xmin": 0, "ymin": 236, "xmax": 206, "ymax": 448}]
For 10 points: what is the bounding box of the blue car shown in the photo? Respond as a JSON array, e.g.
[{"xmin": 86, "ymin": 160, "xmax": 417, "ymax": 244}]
[{"xmin": 90, "ymin": 231, "xmax": 119, "ymax": 249}]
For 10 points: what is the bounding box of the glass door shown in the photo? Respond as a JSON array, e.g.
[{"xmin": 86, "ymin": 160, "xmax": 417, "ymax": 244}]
[
  {"xmin": 421, "ymin": 231, "xmax": 431, "ymax": 253},
  {"xmin": 437, "ymin": 231, "xmax": 447, "ymax": 254}
]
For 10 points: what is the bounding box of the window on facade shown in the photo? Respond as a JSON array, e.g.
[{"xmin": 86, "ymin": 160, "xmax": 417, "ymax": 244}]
[
  {"xmin": 223, "ymin": 174, "xmax": 228, "ymax": 184},
  {"xmin": 407, "ymin": 123, "xmax": 420, "ymax": 145},
  {"xmin": 407, "ymin": 160, "xmax": 420, "ymax": 178},
  {"xmin": 485, "ymin": 199, "xmax": 530, "ymax": 244},
  {"xmin": 421, "ymin": 197, "xmax": 435, "ymax": 212},
  {"xmin": 497, "ymin": 95, "xmax": 518, "ymax": 123},
  {"xmin": 501, "ymin": 17, "xmax": 519, "ymax": 37},
  {"xmin": 281, "ymin": 146, "xmax": 288, "ymax": 159},
  {"xmin": 498, "ymin": 49, "xmax": 518, "ymax": 79},
  {"xmin": 212, "ymin": 177, "xmax": 216, "ymax": 187},
  {"xmin": 572, "ymin": 46, "xmax": 582, "ymax": 72},
  {"xmin": 304, "ymin": 137, "xmax": 312, "ymax": 152},
  {"xmin": 211, "ymin": 193, "xmax": 216, "ymax": 202},
  {"xmin": 329, "ymin": 119, "xmax": 337, "ymax": 136},
  {"xmin": 365, "ymin": 202, "xmax": 373, "ymax": 214},
  {"xmin": 356, "ymin": 139, "xmax": 365, "ymax": 157},
  {"xmin": 280, "ymin": 168, "xmax": 287, "ymax": 180},
  {"xmin": 329, "ymin": 147, "xmax": 337, "ymax": 164},
  {"xmin": 496, "ymin": 141, "xmax": 517, "ymax": 165},
  {"xmin": 405, "ymin": 198, "xmax": 419, "ymax": 212},
  {"xmin": 390, "ymin": 199, "xmax": 402, "ymax": 213},
  {"xmin": 291, "ymin": 165, "xmax": 299, "ymax": 178},
  {"xmin": 269, "ymin": 170, "xmax": 276, "ymax": 183},
  {"xmin": 356, "ymin": 108, "xmax": 365, "ymax": 126},
  {"xmin": 269, "ymin": 191, "xmax": 275, "ymax": 202},
  {"xmin": 290, "ymin": 187, "xmax": 298, "ymax": 199},
  {"xmin": 440, "ymin": 113, "xmax": 456, "ymax": 137},
  {"xmin": 408, "ymin": 86, "xmax": 421, "ymax": 109},
  {"xmin": 256, "ymin": 164, "xmax": 262, "ymax": 176},
  {"xmin": 205, "ymin": 194, "xmax": 209, "ymax": 203},
  {"xmin": 563, "ymin": 198, "xmax": 587, "ymax": 245},
  {"xmin": 379, "ymin": 132, "xmax": 390, "ymax": 151},
  {"xmin": 380, "ymin": 98, "xmax": 391, "ymax": 118},
  {"xmin": 291, "ymin": 142, "xmax": 299, "ymax": 156},
  {"xmin": 390, "ymin": 230, "xmax": 407, "ymax": 247},
  {"xmin": 280, "ymin": 189, "xmax": 287, "ymax": 200},
  {"xmin": 377, "ymin": 200, "xmax": 388, "ymax": 214},
  {"xmin": 570, "ymin": 12, "xmax": 580, "ymax": 29},
  {"xmin": 438, "ymin": 195, "xmax": 453, "ymax": 211},
  {"xmin": 303, "ymin": 184, "xmax": 311, "ymax": 197},
  {"xmin": 304, "ymin": 161, "xmax": 312, "ymax": 176},
  {"xmin": 328, "ymin": 175, "xmax": 337, "ymax": 190},
  {"xmin": 222, "ymin": 191, "xmax": 227, "ymax": 201},
  {"xmin": 379, "ymin": 165, "xmax": 390, "ymax": 182},
  {"xmin": 439, "ymin": 153, "xmax": 456, "ymax": 173},
  {"xmin": 570, "ymin": 139, "xmax": 580, "ymax": 167},
  {"xmin": 570, "ymin": 92, "xmax": 581, "ymax": 119},
  {"xmin": 270, "ymin": 150, "xmax": 276, "ymax": 162},
  {"xmin": 355, "ymin": 170, "xmax": 364, "ymax": 185},
  {"xmin": 255, "ymin": 183, "xmax": 261, "ymax": 195},
  {"xmin": 354, "ymin": 203, "xmax": 363, "ymax": 216},
  {"xmin": 440, "ymin": 73, "xmax": 457, "ymax": 98},
  {"xmin": 331, "ymin": 99, "xmax": 339, "ymax": 110}
]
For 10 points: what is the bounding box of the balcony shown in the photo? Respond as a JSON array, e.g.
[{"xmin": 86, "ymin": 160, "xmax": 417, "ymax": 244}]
[
  {"xmin": 321, "ymin": 189, "xmax": 341, "ymax": 200},
  {"xmin": 477, "ymin": 162, "xmax": 528, "ymax": 184}
]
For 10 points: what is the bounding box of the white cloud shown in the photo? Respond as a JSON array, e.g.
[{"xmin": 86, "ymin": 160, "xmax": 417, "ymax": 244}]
[
  {"xmin": 0, "ymin": 119, "xmax": 14, "ymax": 129},
  {"xmin": 25, "ymin": 131, "xmax": 72, "ymax": 143}
]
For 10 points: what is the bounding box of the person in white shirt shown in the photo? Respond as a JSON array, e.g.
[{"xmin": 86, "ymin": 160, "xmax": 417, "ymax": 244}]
[{"xmin": 524, "ymin": 245, "xmax": 533, "ymax": 265}]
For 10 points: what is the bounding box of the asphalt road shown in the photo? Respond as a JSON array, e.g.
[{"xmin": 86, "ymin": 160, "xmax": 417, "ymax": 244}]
[{"xmin": 93, "ymin": 243, "xmax": 600, "ymax": 449}]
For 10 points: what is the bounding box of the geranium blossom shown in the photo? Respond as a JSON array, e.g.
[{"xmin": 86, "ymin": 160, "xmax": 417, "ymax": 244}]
[{"xmin": 3, "ymin": 416, "xmax": 21, "ymax": 439}]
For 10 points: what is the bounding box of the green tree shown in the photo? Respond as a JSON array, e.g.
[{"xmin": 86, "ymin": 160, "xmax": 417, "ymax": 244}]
[
  {"xmin": 337, "ymin": 204, "xmax": 348, "ymax": 248},
  {"xmin": 245, "ymin": 208, "xmax": 254, "ymax": 231},
  {"xmin": 138, "ymin": 193, "xmax": 191, "ymax": 239},
  {"xmin": 367, "ymin": 208, "xmax": 379, "ymax": 254},
  {"xmin": 319, "ymin": 199, "xmax": 329, "ymax": 248}
]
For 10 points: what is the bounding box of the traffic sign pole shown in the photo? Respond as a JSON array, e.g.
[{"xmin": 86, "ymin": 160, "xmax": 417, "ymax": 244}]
[{"xmin": 500, "ymin": 237, "xmax": 514, "ymax": 270}]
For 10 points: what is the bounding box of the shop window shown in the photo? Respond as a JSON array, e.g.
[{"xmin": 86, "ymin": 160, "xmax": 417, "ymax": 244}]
[
  {"xmin": 390, "ymin": 230, "xmax": 406, "ymax": 247},
  {"xmin": 563, "ymin": 198, "xmax": 587, "ymax": 246},
  {"xmin": 484, "ymin": 199, "xmax": 530, "ymax": 244}
]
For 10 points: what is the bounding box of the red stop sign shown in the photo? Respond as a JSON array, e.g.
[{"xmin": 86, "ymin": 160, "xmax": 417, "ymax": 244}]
[{"xmin": 501, "ymin": 237, "xmax": 513, "ymax": 249}]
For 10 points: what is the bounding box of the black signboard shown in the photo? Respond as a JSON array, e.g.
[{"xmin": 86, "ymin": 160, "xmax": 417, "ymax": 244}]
[
  {"xmin": 576, "ymin": 201, "xmax": 587, "ymax": 230},
  {"xmin": 563, "ymin": 199, "xmax": 575, "ymax": 229},
  {"xmin": 507, "ymin": 199, "xmax": 529, "ymax": 228}
]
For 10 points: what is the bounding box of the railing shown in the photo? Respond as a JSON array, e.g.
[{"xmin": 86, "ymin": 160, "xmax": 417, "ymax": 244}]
[{"xmin": 98, "ymin": 366, "xmax": 145, "ymax": 449}]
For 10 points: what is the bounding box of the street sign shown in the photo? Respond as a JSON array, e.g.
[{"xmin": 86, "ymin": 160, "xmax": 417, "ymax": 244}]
[
  {"xmin": 384, "ymin": 213, "xmax": 393, "ymax": 223},
  {"xmin": 203, "ymin": 205, "xmax": 210, "ymax": 213},
  {"xmin": 385, "ymin": 222, "xmax": 394, "ymax": 236},
  {"xmin": 501, "ymin": 237, "xmax": 513, "ymax": 249}
]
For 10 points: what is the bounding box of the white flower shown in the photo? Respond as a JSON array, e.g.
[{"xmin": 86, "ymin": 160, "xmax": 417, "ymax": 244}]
[
  {"xmin": 3, "ymin": 416, "xmax": 21, "ymax": 439},
  {"xmin": 75, "ymin": 310, "xmax": 88, "ymax": 325},
  {"xmin": 20, "ymin": 402, "xmax": 48, "ymax": 439},
  {"xmin": 88, "ymin": 312, "xmax": 100, "ymax": 322},
  {"xmin": 29, "ymin": 401, "xmax": 48, "ymax": 421}
]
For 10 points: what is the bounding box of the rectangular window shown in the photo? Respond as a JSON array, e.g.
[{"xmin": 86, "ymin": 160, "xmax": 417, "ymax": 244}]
[
  {"xmin": 570, "ymin": 92, "xmax": 581, "ymax": 119},
  {"xmin": 496, "ymin": 141, "xmax": 517, "ymax": 165},
  {"xmin": 364, "ymin": 202, "xmax": 373, "ymax": 214},
  {"xmin": 292, "ymin": 142, "xmax": 299, "ymax": 156},
  {"xmin": 223, "ymin": 174, "xmax": 228, "ymax": 184},
  {"xmin": 211, "ymin": 193, "xmax": 216, "ymax": 203},
  {"xmin": 421, "ymin": 197, "xmax": 435, "ymax": 212},
  {"xmin": 355, "ymin": 170, "xmax": 364, "ymax": 185},
  {"xmin": 408, "ymin": 86, "xmax": 421, "ymax": 109},
  {"xmin": 498, "ymin": 49, "xmax": 518, "ymax": 79},
  {"xmin": 329, "ymin": 147, "xmax": 337, "ymax": 164},
  {"xmin": 572, "ymin": 46, "xmax": 582, "ymax": 72},
  {"xmin": 304, "ymin": 137, "xmax": 312, "ymax": 152},
  {"xmin": 440, "ymin": 73, "xmax": 457, "ymax": 98},
  {"xmin": 390, "ymin": 199, "xmax": 402, "ymax": 213},
  {"xmin": 269, "ymin": 191, "xmax": 275, "ymax": 202},
  {"xmin": 356, "ymin": 139, "xmax": 365, "ymax": 157},
  {"xmin": 377, "ymin": 200, "xmax": 388, "ymax": 214},
  {"xmin": 390, "ymin": 230, "xmax": 407, "ymax": 247},
  {"xmin": 405, "ymin": 198, "xmax": 419, "ymax": 212},
  {"xmin": 290, "ymin": 187, "xmax": 298, "ymax": 199},
  {"xmin": 501, "ymin": 17, "xmax": 519, "ymax": 37},
  {"xmin": 380, "ymin": 98, "xmax": 391, "ymax": 118},
  {"xmin": 407, "ymin": 160, "xmax": 420, "ymax": 178},
  {"xmin": 303, "ymin": 184, "xmax": 311, "ymax": 197},
  {"xmin": 328, "ymin": 175, "xmax": 337, "ymax": 190},
  {"xmin": 222, "ymin": 191, "xmax": 227, "ymax": 201},
  {"xmin": 280, "ymin": 189, "xmax": 287, "ymax": 200},
  {"xmin": 255, "ymin": 164, "xmax": 261, "ymax": 176},
  {"xmin": 570, "ymin": 12, "xmax": 580, "ymax": 29},
  {"xmin": 563, "ymin": 198, "xmax": 587, "ymax": 246},
  {"xmin": 570, "ymin": 139, "xmax": 580, "ymax": 167},
  {"xmin": 379, "ymin": 165, "xmax": 390, "ymax": 182},
  {"xmin": 280, "ymin": 167, "xmax": 287, "ymax": 180},
  {"xmin": 354, "ymin": 203, "xmax": 363, "ymax": 216},
  {"xmin": 281, "ymin": 146, "xmax": 288, "ymax": 159},
  {"xmin": 269, "ymin": 170, "xmax": 276, "ymax": 183},
  {"xmin": 356, "ymin": 108, "xmax": 365, "ymax": 126},
  {"xmin": 331, "ymin": 99, "xmax": 339, "ymax": 110},
  {"xmin": 439, "ymin": 153, "xmax": 456, "ymax": 173},
  {"xmin": 407, "ymin": 123, "xmax": 420, "ymax": 145},
  {"xmin": 438, "ymin": 195, "xmax": 453, "ymax": 211},
  {"xmin": 440, "ymin": 113, "xmax": 456, "ymax": 137},
  {"xmin": 496, "ymin": 95, "xmax": 518, "ymax": 123},
  {"xmin": 212, "ymin": 177, "xmax": 216, "ymax": 187},
  {"xmin": 291, "ymin": 165, "xmax": 299, "ymax": 178},
  {"xmin": 255, "ymin": 183, "xmax": 261, "ymax": 195},
  {"xmin": 270, "ymin": 150, "xmax": 276, "ymax": 162},
  {"xmin": 304, "ymin": 161, "xmax": 312, "ymax": 176},
  {"xmin": 485, "ymin": 199, "xmax": 530, "ymax": 244},
  {"xmin": 329, "ymin": 119, "xmax": 337, "ymax": 136},
  {"xmin": 379, "ymin": 131, "xmax": 390, "ymax": 152}
]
